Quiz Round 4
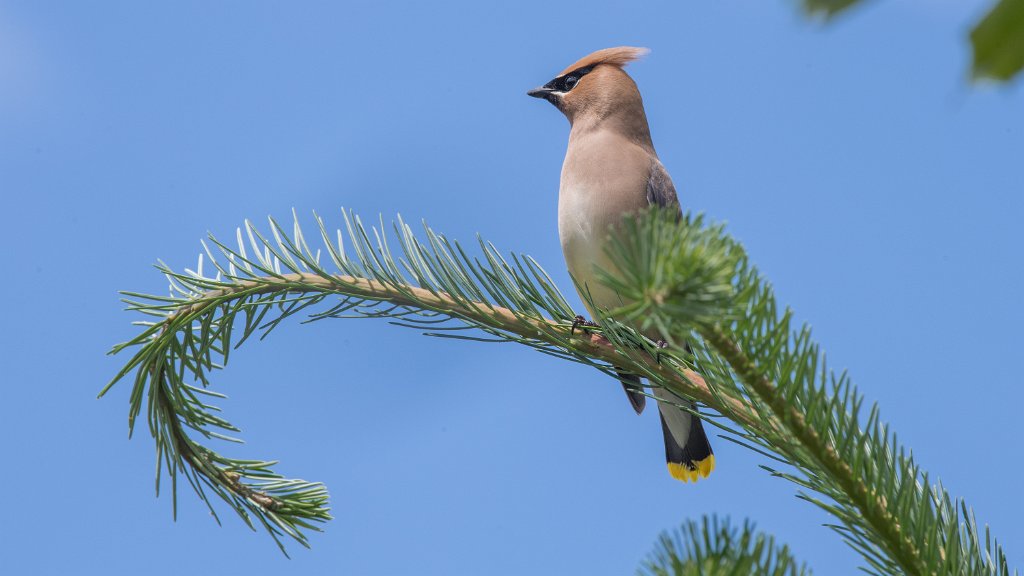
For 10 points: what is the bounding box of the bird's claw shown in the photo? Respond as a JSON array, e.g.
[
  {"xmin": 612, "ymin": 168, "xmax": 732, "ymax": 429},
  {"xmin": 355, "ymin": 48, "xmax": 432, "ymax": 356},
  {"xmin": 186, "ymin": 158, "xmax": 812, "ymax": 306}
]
[
  {"xmin": 655, "ymin": 339, "xmax": 669, "ymax": 364},
  {"xmin": 571, "ymin": 315, "xmax": 599, "ymax": 335}
]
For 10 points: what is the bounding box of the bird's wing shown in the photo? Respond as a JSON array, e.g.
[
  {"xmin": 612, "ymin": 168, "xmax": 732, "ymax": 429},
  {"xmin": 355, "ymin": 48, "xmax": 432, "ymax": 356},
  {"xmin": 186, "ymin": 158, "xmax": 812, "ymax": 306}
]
[
  {"xmin": 646, "ymin": 160, "xmax": 681, "ymax": 213},
  {"xmin": 646, "ymin": 161, "xmax": 714, "ymax": 481}
]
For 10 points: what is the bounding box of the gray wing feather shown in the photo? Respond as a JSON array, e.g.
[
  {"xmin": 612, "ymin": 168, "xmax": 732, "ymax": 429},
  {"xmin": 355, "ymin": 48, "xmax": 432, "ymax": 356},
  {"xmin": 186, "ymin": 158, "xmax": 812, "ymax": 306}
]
[
  {"xmin": 615, "ymin": 161, "xmax": 681, "ymax": 418},
  {"xmin": 646, "ymin": 161, "xmax": 681, "ymax": 214}
]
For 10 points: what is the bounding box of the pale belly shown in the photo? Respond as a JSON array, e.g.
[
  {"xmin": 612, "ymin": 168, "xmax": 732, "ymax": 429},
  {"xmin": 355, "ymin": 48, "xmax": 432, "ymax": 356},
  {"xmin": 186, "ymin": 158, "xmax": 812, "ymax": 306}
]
[{"xmin": 558, "ymin": 185, "xmax": 628, "ymax": 316}]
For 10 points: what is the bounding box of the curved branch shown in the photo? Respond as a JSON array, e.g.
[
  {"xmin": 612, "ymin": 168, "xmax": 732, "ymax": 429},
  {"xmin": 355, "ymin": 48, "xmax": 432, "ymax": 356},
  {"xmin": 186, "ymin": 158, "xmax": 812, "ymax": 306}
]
[
  {"xmin": 105, "ymin": 210, "xmax": 1013, "ymax": 573},
  {"xmin": 108, "ymin": 265, "xmax": 758, "ymax": 552}
]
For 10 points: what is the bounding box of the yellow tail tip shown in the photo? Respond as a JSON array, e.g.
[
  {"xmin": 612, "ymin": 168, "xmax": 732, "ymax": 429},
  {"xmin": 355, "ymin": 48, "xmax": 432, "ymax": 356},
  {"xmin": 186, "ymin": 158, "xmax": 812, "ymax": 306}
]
[{"xmin": 668, "ymin": 455, "xmax": 715, "ymax": 483}]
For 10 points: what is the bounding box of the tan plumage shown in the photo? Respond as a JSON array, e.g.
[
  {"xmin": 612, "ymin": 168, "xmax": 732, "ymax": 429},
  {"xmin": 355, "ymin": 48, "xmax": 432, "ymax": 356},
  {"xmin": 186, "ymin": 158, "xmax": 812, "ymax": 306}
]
[{"xmin": 528, "ymin": 47, "xmax": 714, "ymax": 482}]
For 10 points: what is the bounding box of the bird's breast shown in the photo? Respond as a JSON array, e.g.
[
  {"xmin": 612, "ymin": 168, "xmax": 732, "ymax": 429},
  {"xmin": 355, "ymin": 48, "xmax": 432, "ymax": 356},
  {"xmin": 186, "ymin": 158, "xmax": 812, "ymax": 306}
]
[
  {"xmin": 558, "ymin": 183, "xmax": 622, "ymax": 314},
  {"xmin": 557, "ymin": 131, "xmax": 652, "ymax": 314}
]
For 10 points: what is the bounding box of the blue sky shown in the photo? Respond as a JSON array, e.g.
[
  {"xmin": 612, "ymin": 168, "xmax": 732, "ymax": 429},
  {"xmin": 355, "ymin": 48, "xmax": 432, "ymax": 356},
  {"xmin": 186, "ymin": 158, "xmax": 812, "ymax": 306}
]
[{"xmin": 1, "ymin": 1, "xmax": 1021, "ymax": 574}]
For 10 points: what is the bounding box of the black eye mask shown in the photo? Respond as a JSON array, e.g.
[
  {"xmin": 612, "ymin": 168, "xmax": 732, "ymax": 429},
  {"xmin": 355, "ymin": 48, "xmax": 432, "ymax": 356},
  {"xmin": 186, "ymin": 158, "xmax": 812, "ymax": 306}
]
[{"xmin": 543, "ymin": 66, "xmax": 595, "ymax": 93}]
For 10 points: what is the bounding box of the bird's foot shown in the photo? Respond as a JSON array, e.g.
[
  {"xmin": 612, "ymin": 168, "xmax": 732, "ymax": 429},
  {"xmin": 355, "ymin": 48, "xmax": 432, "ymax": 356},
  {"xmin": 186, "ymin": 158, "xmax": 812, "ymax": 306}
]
[
  {"xmin": 571, "ymin": 315, "xmax": 599, "ymax": 335},
  {"xmin": 655, "ymin": 339, "xmax": 670, "ymax": 364}
]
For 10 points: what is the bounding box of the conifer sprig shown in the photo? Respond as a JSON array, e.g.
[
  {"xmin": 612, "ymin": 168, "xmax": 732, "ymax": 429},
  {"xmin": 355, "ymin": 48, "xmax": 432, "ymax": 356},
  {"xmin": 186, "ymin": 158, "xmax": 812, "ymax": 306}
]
[{"xmin": 103, "ymin": 209, "xmax": 1013, "ymax": 575}]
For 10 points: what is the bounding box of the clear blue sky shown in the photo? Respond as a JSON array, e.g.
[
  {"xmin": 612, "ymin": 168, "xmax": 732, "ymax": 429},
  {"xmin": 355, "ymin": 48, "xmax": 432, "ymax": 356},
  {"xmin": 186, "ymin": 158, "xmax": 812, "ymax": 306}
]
[{"xmin": 1, "ymin": 1, "xmax": 1021, "ymax": 574}]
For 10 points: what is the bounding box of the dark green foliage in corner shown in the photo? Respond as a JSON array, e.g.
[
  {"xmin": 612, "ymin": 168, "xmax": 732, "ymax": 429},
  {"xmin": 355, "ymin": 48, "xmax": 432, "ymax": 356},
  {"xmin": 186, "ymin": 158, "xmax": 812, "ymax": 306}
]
[{"xmin": 971, "ymin": 0, "xmax": 1024, "ymax": 81}]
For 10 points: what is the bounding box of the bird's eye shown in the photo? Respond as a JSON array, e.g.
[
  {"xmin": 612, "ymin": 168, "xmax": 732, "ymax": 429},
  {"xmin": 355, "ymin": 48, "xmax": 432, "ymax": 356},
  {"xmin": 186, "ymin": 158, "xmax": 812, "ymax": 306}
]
[{"xmin": 562, "ymin": 75, "xmax": 578, "ymax": 91}]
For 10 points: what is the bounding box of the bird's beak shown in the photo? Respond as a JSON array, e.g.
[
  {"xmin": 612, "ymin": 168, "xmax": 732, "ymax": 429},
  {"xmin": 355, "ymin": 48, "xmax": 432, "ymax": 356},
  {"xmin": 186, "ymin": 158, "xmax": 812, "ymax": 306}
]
[{"xmin": 527, "ymin": 87, "xmax": 554, "ymax": 99}]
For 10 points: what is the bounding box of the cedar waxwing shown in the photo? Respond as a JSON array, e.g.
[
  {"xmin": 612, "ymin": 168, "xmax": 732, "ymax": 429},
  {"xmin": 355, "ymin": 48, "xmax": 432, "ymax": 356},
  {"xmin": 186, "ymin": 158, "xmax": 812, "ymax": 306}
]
[{"xmin": 528, "ymin": 47, "xmax": 714, "ymax": 482}]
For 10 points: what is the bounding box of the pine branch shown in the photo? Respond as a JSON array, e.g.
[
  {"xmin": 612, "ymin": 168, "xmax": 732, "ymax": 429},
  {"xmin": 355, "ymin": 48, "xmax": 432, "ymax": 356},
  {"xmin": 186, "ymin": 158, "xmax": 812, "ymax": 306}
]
[
  {"xmin": 102, "ymin": 209, "xmax": 1015, "ymax": 575},
  {"xmin": 700, "ymin": 324, "xmax": 922, "ymax": 574},
  {"xmin": 102, "ymin": 210, "xmax": 740, "ymax": 553}
]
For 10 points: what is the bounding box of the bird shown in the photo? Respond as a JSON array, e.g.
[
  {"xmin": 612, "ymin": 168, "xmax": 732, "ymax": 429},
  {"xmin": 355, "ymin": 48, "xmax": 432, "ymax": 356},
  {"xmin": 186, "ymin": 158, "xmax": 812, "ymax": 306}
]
[{"xmin": 527, "ymin": 47, "xmax": 714, "ymax": 482}]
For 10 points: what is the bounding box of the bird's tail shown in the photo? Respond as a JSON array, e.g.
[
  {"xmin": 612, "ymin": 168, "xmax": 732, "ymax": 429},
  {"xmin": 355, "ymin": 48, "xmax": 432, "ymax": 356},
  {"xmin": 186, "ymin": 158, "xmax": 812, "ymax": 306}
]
[
  {"xmin": 617, "ymin": 371, "xmax": 646, "ymax": 414},
  {"xmin": 655, "ymin": 388, "xmax": 715, "ymax": 483}
]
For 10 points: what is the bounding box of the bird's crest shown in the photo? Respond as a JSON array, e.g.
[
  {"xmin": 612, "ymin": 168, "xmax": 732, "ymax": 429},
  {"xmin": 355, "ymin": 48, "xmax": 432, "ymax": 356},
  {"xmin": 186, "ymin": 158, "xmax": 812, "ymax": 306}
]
[{"xmin": 559, "ymin": 46, "xmax": 650, "ymax": 76}]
